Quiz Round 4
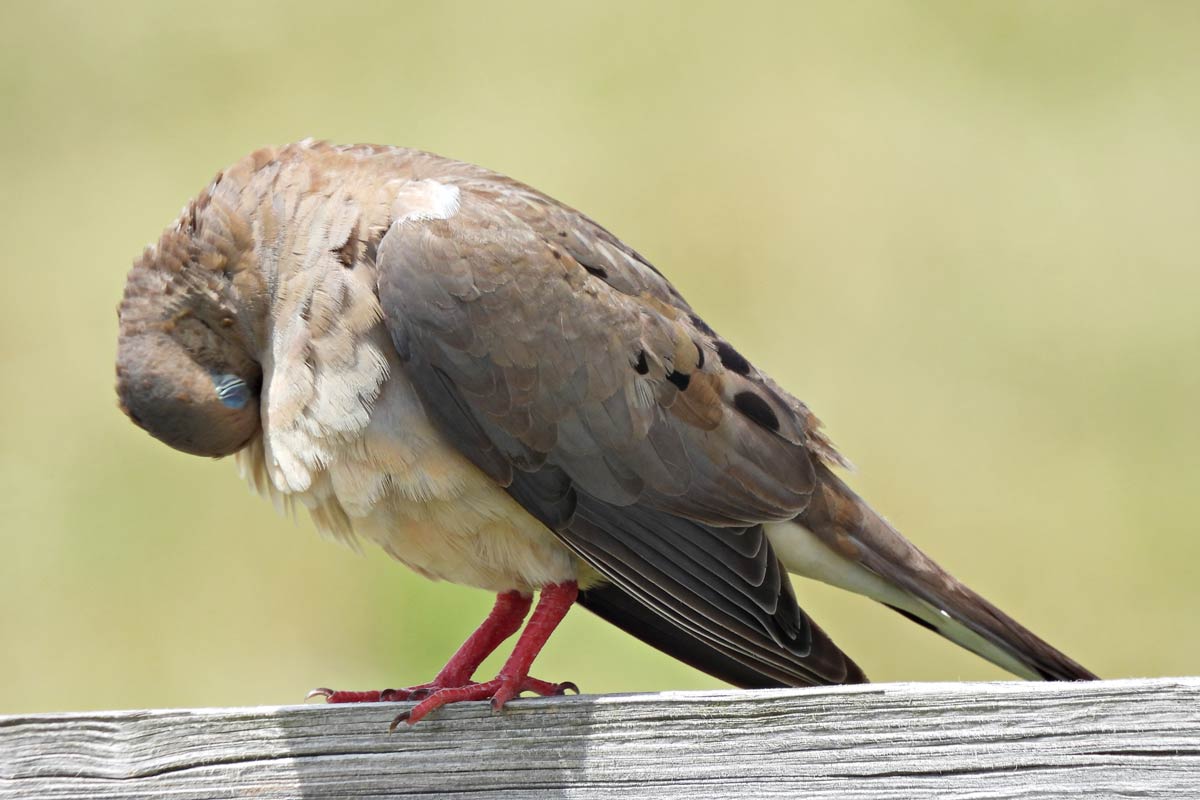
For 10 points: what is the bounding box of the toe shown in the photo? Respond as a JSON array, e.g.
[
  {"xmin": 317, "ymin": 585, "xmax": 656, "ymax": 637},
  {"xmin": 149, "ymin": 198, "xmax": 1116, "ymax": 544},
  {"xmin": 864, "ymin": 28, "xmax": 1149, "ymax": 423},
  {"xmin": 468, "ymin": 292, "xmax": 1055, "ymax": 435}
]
[
  {"xmin": 490, "ymin": 684, "xmax": 518, "ymax": 711},
  {"xmin": 404, "ymin": 679, "xmax": 503, "ymax": 725},
  {"xmin": 521, "ymin": 677, "xmax": 579, "ymax": 696},
  {"xmin": 312, "ymin": 689, "xmax": 384, "ymax": 703}
]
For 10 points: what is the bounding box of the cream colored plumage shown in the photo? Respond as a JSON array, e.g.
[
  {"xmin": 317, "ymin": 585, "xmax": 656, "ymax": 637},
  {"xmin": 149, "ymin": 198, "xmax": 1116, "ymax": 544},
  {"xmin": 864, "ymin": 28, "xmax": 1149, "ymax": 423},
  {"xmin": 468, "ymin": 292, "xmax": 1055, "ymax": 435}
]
[
  {"xmin": 116, "ymin": 140, "xmax": 1094, "ymax": 724},
  {"xmin": 150, "ymin": 144, "xmax": 590, "ymax": 593}
]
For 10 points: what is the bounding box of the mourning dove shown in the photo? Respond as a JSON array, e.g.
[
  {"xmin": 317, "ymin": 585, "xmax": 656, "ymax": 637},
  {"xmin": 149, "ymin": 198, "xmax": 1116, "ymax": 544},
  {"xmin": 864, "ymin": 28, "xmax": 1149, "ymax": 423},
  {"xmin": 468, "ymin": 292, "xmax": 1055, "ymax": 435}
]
[{"xmin": 116, "ymin": 140, "xmax": 1095, "ymax": 726}]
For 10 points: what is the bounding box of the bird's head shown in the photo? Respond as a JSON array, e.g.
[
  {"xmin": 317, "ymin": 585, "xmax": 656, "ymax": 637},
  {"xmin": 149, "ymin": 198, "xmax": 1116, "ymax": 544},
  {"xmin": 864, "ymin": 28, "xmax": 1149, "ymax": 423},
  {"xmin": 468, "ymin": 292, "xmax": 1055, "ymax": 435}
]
[{"xmin": 116, "ymin": 193, "xmax": 263, "ymax": 458}]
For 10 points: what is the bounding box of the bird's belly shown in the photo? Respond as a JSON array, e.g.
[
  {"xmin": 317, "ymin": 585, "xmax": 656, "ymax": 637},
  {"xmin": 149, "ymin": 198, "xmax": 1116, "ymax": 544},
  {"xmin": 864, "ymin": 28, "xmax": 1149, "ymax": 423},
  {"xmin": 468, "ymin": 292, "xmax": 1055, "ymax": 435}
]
[
  {"xmin": 238, "ymin": 359, "xmax": 587, "ymax": 593},
  {"xmin": 353, "ymin": 477, "xmax": 583, "ymax": 593}
]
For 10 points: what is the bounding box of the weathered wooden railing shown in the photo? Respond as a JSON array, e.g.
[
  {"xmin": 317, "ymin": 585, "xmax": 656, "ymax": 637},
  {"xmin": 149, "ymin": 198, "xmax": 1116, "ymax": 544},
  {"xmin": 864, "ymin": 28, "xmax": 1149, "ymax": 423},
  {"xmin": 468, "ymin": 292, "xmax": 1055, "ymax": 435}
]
[{"xmin": 2, "ymin": 678, "xmax": 1198, "ymax": 798}]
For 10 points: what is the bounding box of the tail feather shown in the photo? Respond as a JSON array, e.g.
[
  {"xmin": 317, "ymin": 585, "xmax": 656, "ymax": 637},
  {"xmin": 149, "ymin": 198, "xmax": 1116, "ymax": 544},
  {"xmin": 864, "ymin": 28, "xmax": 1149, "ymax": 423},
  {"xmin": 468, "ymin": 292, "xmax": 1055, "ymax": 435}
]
[{"xmin": 783, "ymin": 463, "xmax": 1096, "ymax": 681}]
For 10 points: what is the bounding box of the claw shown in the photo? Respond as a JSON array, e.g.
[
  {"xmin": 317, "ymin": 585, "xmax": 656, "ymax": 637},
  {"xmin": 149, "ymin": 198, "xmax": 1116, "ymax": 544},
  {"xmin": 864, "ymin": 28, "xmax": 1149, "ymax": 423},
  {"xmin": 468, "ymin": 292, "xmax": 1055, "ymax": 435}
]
[
  {"xmin": 387, "ymin": 709, "xmax": 412, "ymax": 733},
  {"xmin": 305, "ymin": 687, "xmax": 333, "ymax": 700}
]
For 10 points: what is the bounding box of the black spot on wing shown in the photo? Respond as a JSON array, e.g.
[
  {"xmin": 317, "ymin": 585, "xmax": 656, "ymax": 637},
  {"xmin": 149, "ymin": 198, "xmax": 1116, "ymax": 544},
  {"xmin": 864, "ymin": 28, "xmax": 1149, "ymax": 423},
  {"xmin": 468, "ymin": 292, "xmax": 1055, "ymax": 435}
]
[
  {"xmin": 667, "ymin": 370, "xmax": 691, "ymax": 390},
  {"xmin": 689, "ymin": 314, "xmax": 716, "ymax": 336},
  {"xmin": 634, "ymin": 350, "xmax": 649, "ymax": 375},
  {"xmin": 694, "ymin": 340, "xmax": 705, "ymax": 369},
  {"xmin": 716, "ymin": 340, "xmax": 751, "ymax": 376},
  {"xmin": 582, "ymin": 263, "xmax": 608, "ymax": 280},
  {"xmin": 733, "ymin": 391, "xmax": 779, "ymax": 431}
]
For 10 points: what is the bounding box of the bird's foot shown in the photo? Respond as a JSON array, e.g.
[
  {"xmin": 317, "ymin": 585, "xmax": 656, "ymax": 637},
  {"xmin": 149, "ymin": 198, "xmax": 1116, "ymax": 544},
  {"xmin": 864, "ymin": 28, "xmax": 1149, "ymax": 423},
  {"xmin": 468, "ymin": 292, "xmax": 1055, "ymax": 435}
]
[
  {"xmin": 306, "ymin": 675, "xmax": 578, "ymax": 717},
  {"xmin": 306, "ymin": 676, "xmax": 578, "ymax": 727},
  {"xmin": 307, "ymin": 581, "xmax": 580, "ymax": 728},
  {"xmin": 389, "ymin": 675, "xmax": 578, "ymax": 729}
]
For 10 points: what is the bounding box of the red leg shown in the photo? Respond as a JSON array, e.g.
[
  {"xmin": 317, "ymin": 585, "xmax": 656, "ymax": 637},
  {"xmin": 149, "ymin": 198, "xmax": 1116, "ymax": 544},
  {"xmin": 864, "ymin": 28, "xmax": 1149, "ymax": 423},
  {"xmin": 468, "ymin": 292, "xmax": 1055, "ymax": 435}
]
[
  {"xmin": 308, "ymin": 590, "xmax": 532, "ymax": 704},
  {"xmin": 426, "ymin": 590, "xmax": 533, "ymax": 688},
  {"xmin": 394, "ymin": 581, "xmax": 579, "ymax": 727}
]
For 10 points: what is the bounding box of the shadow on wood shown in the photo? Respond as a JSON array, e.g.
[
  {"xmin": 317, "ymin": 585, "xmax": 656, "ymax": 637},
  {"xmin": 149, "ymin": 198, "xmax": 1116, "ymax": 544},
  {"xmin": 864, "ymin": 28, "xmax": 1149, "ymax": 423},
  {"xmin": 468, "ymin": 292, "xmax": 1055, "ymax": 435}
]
[{"xmin": 2, "ymin": 678, "xmax": 1199, "ymax": 798}]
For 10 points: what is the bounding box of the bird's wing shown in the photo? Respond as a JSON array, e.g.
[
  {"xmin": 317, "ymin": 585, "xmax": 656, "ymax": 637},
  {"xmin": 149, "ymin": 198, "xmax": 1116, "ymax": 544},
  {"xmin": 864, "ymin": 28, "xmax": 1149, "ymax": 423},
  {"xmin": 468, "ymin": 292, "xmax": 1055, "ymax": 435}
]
[{"xmin": 376, "ymin": 180, "xmax": 864, "ymax": 685}]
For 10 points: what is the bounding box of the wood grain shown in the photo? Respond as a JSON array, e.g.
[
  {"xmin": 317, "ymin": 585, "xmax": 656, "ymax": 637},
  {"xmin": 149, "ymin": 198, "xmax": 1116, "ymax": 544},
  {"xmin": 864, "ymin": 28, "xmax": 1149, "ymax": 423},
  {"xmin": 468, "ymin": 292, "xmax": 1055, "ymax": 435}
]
[{"xmin": 2, "ymin": 678, "xmax": 1198, "ymax": 799}]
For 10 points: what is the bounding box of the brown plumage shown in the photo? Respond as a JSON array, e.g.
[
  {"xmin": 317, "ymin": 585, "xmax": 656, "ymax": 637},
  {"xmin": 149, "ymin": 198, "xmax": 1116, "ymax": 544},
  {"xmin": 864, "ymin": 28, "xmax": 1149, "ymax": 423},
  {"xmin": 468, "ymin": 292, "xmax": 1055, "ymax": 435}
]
[{"xmin": 116, "ymin": 140, "xmax": 1094, "ymax": 724}]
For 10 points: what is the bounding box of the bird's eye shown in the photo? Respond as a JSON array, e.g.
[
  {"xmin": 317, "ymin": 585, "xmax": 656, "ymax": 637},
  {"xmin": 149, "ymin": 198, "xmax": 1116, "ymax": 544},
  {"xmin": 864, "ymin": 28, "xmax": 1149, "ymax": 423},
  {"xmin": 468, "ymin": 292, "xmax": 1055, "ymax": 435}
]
[{"xmin": 213, "ymin": 374, "xmax": 251, "ymax": 410}]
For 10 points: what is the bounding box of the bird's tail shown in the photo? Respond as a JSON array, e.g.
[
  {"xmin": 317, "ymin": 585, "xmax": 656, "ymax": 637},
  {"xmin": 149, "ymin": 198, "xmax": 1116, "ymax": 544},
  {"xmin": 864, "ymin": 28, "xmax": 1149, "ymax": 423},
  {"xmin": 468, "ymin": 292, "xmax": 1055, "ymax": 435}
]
[{"xmin": 777, "ymin": 462, "xmax": 1096, "ymax": 681}]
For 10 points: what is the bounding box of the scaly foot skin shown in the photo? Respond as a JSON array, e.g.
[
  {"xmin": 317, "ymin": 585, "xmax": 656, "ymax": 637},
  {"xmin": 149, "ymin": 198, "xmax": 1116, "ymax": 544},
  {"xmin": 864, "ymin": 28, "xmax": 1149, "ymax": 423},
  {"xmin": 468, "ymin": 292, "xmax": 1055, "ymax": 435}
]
[
  {"xmin": 307, "ymin": 677, "xmax": 579, "ymax": 728},
  {"xmin": 391, "ymin": 676, "xmax": 577, "ymax": 729},
  {"xmin": 306, "ymin": 684, "xmax": 445, "ymax": 703}
]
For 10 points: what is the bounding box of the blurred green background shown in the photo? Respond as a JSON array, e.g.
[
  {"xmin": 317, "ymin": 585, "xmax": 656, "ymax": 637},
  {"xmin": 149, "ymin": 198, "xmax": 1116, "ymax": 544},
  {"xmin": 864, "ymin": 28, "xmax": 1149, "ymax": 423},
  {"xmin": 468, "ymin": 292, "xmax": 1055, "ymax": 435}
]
[{"xmin": 1, "ymin": 1, "xmax": 1197, "ymax": 715}]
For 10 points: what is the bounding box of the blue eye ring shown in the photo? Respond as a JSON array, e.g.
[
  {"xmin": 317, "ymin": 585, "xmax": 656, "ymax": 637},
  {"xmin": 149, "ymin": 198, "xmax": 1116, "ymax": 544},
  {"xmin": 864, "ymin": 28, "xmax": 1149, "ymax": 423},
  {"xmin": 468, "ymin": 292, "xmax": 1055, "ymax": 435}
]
[{"xmin": 213, "ymin": 374, "xmax": 251, "ymax": 410}]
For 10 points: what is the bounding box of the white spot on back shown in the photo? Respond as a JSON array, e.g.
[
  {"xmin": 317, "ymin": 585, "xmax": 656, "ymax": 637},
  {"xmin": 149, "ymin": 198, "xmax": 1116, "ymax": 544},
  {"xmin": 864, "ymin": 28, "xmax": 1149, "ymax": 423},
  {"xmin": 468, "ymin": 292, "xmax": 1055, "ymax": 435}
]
[{"xmin": 391, "ymin": 179, "xmax": 461, "ymax": 225}]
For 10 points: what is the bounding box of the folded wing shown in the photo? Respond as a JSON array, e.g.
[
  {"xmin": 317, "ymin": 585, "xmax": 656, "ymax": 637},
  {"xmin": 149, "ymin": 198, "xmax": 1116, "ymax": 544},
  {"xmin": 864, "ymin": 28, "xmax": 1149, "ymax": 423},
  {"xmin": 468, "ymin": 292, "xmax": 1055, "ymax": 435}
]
[{"xmin": 376, "ymin": 179, "xmax": 865, "ymax": 686}]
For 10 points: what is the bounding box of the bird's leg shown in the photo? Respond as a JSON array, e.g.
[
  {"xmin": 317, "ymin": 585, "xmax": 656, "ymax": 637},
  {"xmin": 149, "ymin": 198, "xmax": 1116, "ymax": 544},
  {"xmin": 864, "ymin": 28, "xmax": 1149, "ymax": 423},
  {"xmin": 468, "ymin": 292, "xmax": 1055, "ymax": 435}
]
[
  {"xmin": 391, "ymin": 580, "xmax": 579, "ymax": 727},
  {"xmin": 309, "ymin": 589, "xmax": 533, "ymax": 704}
]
